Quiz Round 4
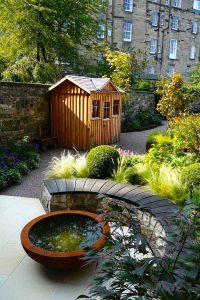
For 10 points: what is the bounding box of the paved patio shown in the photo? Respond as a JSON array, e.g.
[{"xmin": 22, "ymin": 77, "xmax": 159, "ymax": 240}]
[{"xmin": 0, "ymin": 196, "xmax": 95, "ymax": 300}]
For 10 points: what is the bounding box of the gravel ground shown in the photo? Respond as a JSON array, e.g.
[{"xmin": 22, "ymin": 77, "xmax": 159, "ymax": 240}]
[{"xmin": 0, "ymin": 121, "xmax": 167, "ymax": 200}]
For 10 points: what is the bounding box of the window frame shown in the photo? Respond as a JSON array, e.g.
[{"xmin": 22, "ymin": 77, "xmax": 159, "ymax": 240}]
[
  {"xmin": 91, "ymin": 100, "xmax": 101, "ymax": 119},
  {"xmin": 192, "ymin": 21, "xmax": 198, "ymax": 34},
  {"xmin": 169, "ymin": 39, "xmax": 177, "ymax": 59},
  {"xmin": 124, "ymin": 0, "xmax": 133, "ymax": 12},
  {"xmin": 190, "ymin": 45, "xmax": 196, "ymax": 60},
  {"xmin": 173, "ymin": 0, "xmax": 181, "ymax": 8},
  {"xmin": 103, "ymin": 101, "xmax": 111, "ymax": 119},
  {"xmin": 149, "ymin": 38, "xmax": 157, "ymax": 54},
  {"xmin": 97, "ymin": 24, "xmax": 105, "ymax": 39},
  {"xmin": 151, "ymin": 12, "xmax": 159, "ymax": 27},
  {"xmin": 112, "ymin": 100, "xmax": 120, "ymax": 116},
  {"xmin": 123, "ymin": 22, "xmax": 133, "ymax": 42},
  {"xmin": 193, "ymin": 0, "xmax": 200, "ymax": 11},
  {"xmin": 168, "ymin": 65, "xmax": 175, "ymax": 75},
  {"xmin": 171, "ymin": 16, "xmax": 179, "ymax": 30}
]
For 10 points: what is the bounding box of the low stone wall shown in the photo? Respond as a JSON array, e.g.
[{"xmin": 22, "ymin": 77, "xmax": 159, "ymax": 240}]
[
  {"xmin": 0, "ymin": 81, "xmax": 50, "ymax": 145},
  {"xmin": 130, "ymin": 89, "xmax": 156, "ymax": 112}
]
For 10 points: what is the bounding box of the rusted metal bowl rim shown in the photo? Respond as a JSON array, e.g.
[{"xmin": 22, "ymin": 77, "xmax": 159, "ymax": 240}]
[{"xmin": 21, "ymin": 210, "xmax": 110, "ymax": 258}]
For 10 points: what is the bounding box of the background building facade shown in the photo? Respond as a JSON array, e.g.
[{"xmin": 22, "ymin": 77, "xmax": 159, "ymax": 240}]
[{"xmin": 98, "ymin": 0, "xmax": 200, "ymax": 77}]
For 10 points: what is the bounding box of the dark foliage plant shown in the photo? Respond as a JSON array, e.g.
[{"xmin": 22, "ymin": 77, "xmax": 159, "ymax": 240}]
[
  {"xmin": 0, "ymin": 136, "xmax": 40, "ymax": 190},
  {"xmin": 86, "ymin": 145, "xmax": 120, "ymax": 179},
  {"xmin": 77, "ymin": 200, "xmax": 200, "ymax": 300},
  {"xmin": 122, "ymin": 110, "xmax": 162, "ymax": 132}
]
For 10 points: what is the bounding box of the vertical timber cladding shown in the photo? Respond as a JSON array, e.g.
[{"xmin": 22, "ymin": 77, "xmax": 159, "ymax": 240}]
[
  {"xmin": 90, "ymin": 91, "xmax": 122, "ymax": 147},
  {"xmin": 51, "ymin": 80, "xmax": 90, "ymax": 150}
]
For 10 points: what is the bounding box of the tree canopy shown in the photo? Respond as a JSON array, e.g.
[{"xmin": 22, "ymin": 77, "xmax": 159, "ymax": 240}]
[
  {"xmin": 103, "ymin": 48, "xmax": 148, "ymax": 90},
  {"xmin": 0, "ymin": 0, "xmax": 105, "ymax": 83}
]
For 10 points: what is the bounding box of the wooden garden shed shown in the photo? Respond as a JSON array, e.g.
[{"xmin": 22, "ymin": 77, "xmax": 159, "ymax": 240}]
[{"xmin": 49, "ymin": 75, "xmax": 123, "ymax": 150}]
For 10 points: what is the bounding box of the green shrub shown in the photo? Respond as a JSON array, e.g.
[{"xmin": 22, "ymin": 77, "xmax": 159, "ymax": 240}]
[
  {"xmin": 5, "ymin": 169, "xmax": 22, "ymax": 184},
  {"xmin": 86, "ymin": 145, "xmax": 120, "ymax": 179},
  {"xmin": 137, "ymin": 79, "xmax": 151, "ymax": 90},
  {"xmin": 26, "ymin": 151, "xmax": 40, "ymax": 163},
  {"xmin": 181, "ymin": 163, "xmax": 200, "ymax": 193},
  {"xmin": 122, "ymin": 110, "xmax": 162, "ymax": 132},
  {"xmin": 146, "ymin": 130, "xmax": 160, "ymax": 144},
  {"xmin": 0, "ymin": 172, "xmax": 8, "ymax": 190},
  {"xmin": 17, "ymin": 162, "xmax": 29, "ymax": 175},
  {"xmin": 26, "ymin": 158, "xmax": 39, "ymax": 170},
  {"xmin": 171, "ymin": 114, "xmax": 200, "ymax": 154}
]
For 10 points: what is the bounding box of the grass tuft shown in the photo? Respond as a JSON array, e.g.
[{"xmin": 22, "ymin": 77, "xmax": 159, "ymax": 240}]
[{"xmin": 136, "ymin": 164, "xmax": 188, "ymax": 203}]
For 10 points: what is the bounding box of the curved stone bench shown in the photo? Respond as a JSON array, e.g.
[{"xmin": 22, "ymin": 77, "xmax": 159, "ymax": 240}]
[{"xmin": 43, "ymin": 178, "xmax": 176, "ymax": 242}]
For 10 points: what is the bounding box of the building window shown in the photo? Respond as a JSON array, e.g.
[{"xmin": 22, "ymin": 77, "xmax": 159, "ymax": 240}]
[
  {"xmin": 151, "ymin": 12, "xmax": 159, "ymax": 26},
  {"xmin": 171, "ymin": 16, "xmax": 179, "ymax": 30},
  {"xmin": 113, "ymin": 100, "xmax": 120, "ymax": 116},
  {"xmin": 192, "ymin": 21, "xmax": 198, "ymax": 34},
  {"xmin": 92, "ymin": 100, "xmax": 100, "ymax": 118},
  {"xmin": 165, "ymin": 0, "xmax": 169, "ymax": 5},
  {"xmin": 123, "ymin": 22, "xmax": 132, "ymax": 41},
  {"xmin": 108, "ymin": 29, "xmax": 112, "ymax": 37},
  {"xmin": 173, "ymin": 0, "xmax": 181, "ymax": 8},
  {"xmin": 147, "ymin": 66, "xmax": 155, "ymax": 75},
  {"xmin": 168, "ymin": 65, "xmax": 175, "ymax": 75},
  {"xmin": 193, "ymin": 0, "xmax": 200, "ymax": 11},
  {"xmin": 160, "ymin": 15, "xmax": 165, "ymax": 26},
  {"xmin": 169, "ymin": 39, "xmax": 177, "ymax": 59},
  {"xmin": 149, "ymin": 39, "xmax": 157, "ymax": 54},
  {"xmin": 104, "ymin": 102, "xmax": 110, "ymax": 119},
  {"xmin": 108, "ymin": 0, "xmax": 112, "ymax": 5},
  {"xmin": 97, "ymin": 24, "xmax": 105, "ymax": 39},
  {"xmin": 190, "ymin": 45, "xmax": 196, "ymax": 59},
  {"xmin": 124, "ymin": 0, "xmax": 133, "ymax": 12}
]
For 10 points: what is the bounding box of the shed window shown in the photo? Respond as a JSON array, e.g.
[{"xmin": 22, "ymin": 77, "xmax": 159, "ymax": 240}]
[
  {"xmin": 92, "ymin": 100, "xmax": 100, "ymax": 118},
  {"xmin": 113, "ymin": 100, "xmax": 120, "ymax": 115},
  {"xmin": 104, "ymin": 102, "xmax": 110, "ymax": 119}
]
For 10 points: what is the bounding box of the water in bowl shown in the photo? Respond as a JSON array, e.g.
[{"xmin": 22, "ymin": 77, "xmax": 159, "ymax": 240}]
[{"xmin": 29, "ymin": 214, "xmax": 102, "ymax": 252}]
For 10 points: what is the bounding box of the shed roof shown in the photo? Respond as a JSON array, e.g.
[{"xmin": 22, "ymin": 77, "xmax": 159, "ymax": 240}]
[{"xmin": 49, "ymin": 75, "xmax": 123, "ymax": 94}]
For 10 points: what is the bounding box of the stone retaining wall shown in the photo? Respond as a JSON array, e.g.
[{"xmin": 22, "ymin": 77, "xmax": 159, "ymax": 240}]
[{"xmin": 0, "ymin": 81, "xmax": 50, "ymax": 145}]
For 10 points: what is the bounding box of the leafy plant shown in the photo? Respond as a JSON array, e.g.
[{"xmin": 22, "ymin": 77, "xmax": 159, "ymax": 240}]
[
  {"xmin": 78, "ymin": 201, "xmax": 200, "ymax": 300},
  {"xmin": 104, "ymin": 48, "xmax": 148, "ymax": 90},
  {"xmin": 189, "ymin": 62, "xmax": 200, "ymax": 88},
  {"xmin": 17, "ymin": 161, "xmax": 29, "ymax": 175},
  {"xmin": 180, "ymin": 163, "xmax": 200, "ymax": 194},
  {"xmin": 122, "ymin": 110, "xmax": 162, "ymax": 132},
  {"xmin": 86, "ymin": 145, "xmax": 120, "ymax": 179},
  {"xmin": 156, "ymin": 73, "xmax": 195, "ymax": 121},
  {"xmin": 170, "ymin": 114, "xmax": 200, "ymax": 155},
  {"xmin": 4, "ymin": 169, "xmax": 22, "ymax": 184},
  {"xmin": 0, "ymin": 0, "xmax": 106, "ymax": 83},
  {"xmin": 146, "ymin": 130, "xmax": 160, "ymax": 144}
]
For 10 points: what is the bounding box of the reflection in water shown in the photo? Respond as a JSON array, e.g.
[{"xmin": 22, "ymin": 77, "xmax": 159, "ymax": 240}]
[{"xmin": 29, "ymin": 215, "xmax": 102, "ymax": 252}]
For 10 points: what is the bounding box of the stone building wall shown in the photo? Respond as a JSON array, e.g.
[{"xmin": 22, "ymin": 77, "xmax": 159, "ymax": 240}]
[
  {"xmin": 0, "ymin": 82, "xmax": 50, "ymax": 145},
  {"xmin": 102, "ymin": 0, "xmax": 200, "ymax": 77}
]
